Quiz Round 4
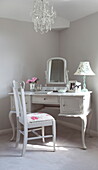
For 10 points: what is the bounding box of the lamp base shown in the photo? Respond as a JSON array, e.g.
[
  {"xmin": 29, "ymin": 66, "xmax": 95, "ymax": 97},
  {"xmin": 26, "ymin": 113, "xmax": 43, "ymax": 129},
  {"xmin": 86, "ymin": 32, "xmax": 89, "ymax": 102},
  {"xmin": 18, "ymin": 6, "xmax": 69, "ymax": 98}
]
[
  {"xmin": 81, "ymin": 88, "xmax": 88, "ymax": 92},
  {"xmin": 82, "ymin": 75, "xmax": 88, "ymax": 92}
]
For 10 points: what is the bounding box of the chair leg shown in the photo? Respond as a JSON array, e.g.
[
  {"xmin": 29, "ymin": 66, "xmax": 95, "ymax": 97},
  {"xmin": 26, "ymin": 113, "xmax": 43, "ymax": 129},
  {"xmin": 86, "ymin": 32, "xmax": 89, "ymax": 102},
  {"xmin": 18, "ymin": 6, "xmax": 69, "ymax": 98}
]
[
  {"xmin": 52, "ymin": 120, "xmax": 56, "ymax": 151},
  {"xmin": 42, "ymin": 126, "xmax": 45, "ymax": 143},
  {"xmin": 16, "ymin": 119, "xmax": 21, "ymax": 147},
  {"xmin": 81, "ymin": 116, "xmax": 87, "ymax": 149},
  {"xmin": 22, "ymin": 129, "xmax": 28, "ymax": 156}
]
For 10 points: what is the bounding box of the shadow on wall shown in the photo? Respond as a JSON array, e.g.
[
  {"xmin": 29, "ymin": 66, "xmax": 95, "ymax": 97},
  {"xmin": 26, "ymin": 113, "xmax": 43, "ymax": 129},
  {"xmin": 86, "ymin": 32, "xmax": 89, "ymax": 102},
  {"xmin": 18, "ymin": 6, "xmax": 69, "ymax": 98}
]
[{"xmin": 0, "ymin": 95, "xmax": 11, "ymax": 130}]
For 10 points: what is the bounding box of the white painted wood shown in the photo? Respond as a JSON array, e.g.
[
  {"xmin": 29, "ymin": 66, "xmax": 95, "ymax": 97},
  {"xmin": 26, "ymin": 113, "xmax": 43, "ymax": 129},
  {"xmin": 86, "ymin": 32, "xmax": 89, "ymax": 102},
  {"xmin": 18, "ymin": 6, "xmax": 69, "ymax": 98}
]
[
  {"xmin": 12, "ymin": 80, "xmax": 56, "ymax": 156},
  {"xmin": 46, "ymin": 57, "xmax": 67, "ymax": 85},
  {"xmin": 9, "ymin": 110, "xmax": 16, "ymax": 141},
  {"xmin": 32, "ymin": 95, "xmax": 59, "ymax": 105},
  {"xmin": 60, "ymin": 96, "xmax": 83, "ymax": 114},
  {"xmin": 9, "ymin": 90, "xmax": 92, "ymax": 149},
  {"xmin": 60, "ymin": 93, "xmax": 91, "ymax": 115},
  {"xmin": 59, "ymin": 93, "xmax": 91, "ymax": 149},
  {"xmin": 10, "ymin": 95, "xmax": 15, "ymax": 111},
  {"xmin": 10, "ymin": 94, "xmax": 31, "ymax": 113}
]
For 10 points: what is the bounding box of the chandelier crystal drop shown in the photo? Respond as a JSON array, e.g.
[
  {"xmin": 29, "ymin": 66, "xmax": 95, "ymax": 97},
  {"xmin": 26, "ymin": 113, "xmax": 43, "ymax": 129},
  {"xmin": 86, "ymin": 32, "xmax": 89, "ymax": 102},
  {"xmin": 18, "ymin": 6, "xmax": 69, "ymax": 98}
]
[{"xmin": 32, "ymin": 0, "xmax": 56, "ymax": 34}]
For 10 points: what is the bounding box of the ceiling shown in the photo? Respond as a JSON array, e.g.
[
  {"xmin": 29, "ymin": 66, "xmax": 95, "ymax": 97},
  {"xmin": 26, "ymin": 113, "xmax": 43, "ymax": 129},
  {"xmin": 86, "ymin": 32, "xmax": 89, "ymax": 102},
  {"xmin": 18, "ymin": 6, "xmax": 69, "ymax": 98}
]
[{"xmin": 0, "ymin": 0, "xmax": 98, "ymax": 22}]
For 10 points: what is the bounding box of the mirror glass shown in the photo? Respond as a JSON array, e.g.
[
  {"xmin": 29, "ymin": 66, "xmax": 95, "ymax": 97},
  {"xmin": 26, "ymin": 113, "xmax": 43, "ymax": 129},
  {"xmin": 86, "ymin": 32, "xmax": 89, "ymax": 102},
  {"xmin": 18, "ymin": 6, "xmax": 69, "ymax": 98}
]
[
  {"xmin": 46, "ymin": 57, "xmax": 68, "ymax": 85},
  {"xmin": 50, "ymin": 59, "xmax": 64, "ymax": 82}
]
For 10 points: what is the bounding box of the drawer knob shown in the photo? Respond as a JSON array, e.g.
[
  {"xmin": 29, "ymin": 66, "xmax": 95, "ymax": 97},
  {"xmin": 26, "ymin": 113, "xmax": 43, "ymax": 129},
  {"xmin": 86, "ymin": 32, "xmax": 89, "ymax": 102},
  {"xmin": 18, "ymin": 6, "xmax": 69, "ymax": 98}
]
[{"xmin": 44, "ymin": 98, "xmax": 46, "ymax": 100}]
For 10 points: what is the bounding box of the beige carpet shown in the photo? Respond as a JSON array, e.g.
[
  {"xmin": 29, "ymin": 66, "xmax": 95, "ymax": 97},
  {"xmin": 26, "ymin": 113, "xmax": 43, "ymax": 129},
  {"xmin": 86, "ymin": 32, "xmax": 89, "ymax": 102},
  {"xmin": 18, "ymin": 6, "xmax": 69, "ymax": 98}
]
[{"xmin": 0, "ymin": 123, "xmax": 98, "ymax": 170}]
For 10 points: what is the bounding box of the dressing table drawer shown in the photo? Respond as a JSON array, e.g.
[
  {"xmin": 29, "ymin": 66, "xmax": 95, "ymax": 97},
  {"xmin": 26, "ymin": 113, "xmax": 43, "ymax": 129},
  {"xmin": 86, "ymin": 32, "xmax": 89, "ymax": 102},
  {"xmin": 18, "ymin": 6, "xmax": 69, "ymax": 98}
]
[{"xmin": 32, "ymin": 95, "xmax": 59, "ymax": 105}]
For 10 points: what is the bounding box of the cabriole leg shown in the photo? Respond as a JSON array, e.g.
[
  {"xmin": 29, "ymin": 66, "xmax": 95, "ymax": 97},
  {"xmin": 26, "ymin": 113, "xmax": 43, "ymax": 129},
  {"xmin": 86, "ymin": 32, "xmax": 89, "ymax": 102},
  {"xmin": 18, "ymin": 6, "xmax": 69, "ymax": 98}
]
[
  {"xmin": 81, "ymin": 116, "xmax": 87, "ymax": 149},
  {"xmin": 9, "ymin": 111, "xmax": 16, "ymax": 141}
]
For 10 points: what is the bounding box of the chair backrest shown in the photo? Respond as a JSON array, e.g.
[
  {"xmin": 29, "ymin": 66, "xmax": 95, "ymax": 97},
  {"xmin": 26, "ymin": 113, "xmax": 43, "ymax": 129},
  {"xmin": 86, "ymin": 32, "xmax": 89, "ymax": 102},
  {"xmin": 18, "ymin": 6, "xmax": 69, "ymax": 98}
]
[
  {"xmin": 12, "ymin": 80, "xmax": 26, "ymax": 125},
  {"xmin": 20, "ymin": 85, "xmax": 28, "ymax": 126}
]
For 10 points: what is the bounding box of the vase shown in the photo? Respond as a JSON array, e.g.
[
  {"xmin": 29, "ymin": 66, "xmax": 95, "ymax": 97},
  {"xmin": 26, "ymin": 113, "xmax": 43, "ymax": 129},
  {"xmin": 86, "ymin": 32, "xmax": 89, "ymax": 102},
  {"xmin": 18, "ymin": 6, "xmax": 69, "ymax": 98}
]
[{"xmin": 30, "ymin": 83, "xmax": 36, "ymax": 91}]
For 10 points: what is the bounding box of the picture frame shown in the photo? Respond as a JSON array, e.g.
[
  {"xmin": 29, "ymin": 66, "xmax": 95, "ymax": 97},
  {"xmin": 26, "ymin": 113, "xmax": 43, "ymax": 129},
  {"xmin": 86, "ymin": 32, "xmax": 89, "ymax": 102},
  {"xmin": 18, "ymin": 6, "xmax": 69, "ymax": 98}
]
[{"xmin": 68, "ymin": 80, "xmax": 81, "ymax": 92}]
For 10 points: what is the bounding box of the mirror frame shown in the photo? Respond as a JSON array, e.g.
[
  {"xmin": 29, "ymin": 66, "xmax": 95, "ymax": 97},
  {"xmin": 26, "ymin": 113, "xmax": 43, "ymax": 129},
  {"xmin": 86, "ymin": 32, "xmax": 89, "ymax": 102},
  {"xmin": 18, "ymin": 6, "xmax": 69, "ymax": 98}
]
[{"xmin": 46, "ymin": 57, "xmax": 67, "ymax": 85}]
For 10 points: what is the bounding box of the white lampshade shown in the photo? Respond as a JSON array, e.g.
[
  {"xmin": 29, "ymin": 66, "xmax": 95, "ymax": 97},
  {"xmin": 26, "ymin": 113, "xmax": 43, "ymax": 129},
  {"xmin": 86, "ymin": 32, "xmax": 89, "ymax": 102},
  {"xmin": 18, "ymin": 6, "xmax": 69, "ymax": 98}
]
[{"xmin": 74, "ymin": 62, "xmax": 95, "ymax": 76}]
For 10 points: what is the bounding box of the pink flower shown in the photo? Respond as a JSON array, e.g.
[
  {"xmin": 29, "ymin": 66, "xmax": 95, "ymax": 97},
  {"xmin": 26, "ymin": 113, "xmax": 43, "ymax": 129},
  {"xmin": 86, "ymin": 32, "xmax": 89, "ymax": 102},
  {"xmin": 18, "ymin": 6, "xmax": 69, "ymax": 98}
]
[
  {"xmin": 31, "ymin": 116, "xmax": 38, "ymax": 120},
  {"xmin": 26, "ymin": 77, "xmax": 39, "ymax": 84},
  {"xmin": 32, "ymin": 77, "xmax": 38, "ymax": 83},
  {"xmin": 26, "ymin": 79, "xmax": 32, "ymax": 83}
]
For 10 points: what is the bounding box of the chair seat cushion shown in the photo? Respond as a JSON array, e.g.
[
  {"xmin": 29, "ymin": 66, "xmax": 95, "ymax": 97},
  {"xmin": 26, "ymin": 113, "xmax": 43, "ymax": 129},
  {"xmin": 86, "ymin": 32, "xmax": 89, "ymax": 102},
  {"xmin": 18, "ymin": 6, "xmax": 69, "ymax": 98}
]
[{"xmin": 27, "ymin": 112, "xmax": 54, "ymax": 123}]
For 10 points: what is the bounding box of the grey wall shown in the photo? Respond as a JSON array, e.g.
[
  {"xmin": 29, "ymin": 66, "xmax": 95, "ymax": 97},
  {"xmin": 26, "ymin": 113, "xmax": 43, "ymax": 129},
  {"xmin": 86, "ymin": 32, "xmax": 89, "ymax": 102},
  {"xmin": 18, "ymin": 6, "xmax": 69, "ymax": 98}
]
[
  {"xmin": 1, "ymin": 12, "xmax": 98, "ymax": 133},
  {"xmin": 0, "ymin": 18, "xmax": 59, "ymax": 130},
  {"xmin": 60, "ymin": 12, "xmax": 98, "ymax": 132}
]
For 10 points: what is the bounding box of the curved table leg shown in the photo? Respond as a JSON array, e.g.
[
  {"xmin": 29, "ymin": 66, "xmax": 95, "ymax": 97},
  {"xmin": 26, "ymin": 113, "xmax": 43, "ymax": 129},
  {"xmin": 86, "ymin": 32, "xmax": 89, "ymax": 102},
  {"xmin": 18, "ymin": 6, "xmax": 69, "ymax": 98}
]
[
  {"xmin": 87, "ymin": 112, "xmax": 93, "ymax": 137},
  {"xmin": 81, "ymin": 115, "xmax": 87, "ymax": 149},
  {"xmin": 9, "ymin": 111, "xmax": 16, "ymax": 141}
]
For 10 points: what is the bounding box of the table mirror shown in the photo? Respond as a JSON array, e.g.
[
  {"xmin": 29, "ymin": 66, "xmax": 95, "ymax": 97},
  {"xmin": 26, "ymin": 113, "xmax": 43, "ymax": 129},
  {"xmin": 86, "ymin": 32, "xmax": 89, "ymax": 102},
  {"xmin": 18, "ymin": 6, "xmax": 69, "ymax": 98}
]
[{"xmin": 46, "ymin": 57, "xmax": 68, "ymax": 86}]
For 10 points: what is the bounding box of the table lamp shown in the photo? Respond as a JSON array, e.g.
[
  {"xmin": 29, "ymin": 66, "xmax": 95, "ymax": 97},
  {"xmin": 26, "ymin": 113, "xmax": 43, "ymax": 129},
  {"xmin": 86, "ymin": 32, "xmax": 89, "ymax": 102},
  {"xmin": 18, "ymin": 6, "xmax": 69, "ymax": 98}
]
[{"xmin": 74, "ymin": 61, "xmax": 95, "ymax": 92}]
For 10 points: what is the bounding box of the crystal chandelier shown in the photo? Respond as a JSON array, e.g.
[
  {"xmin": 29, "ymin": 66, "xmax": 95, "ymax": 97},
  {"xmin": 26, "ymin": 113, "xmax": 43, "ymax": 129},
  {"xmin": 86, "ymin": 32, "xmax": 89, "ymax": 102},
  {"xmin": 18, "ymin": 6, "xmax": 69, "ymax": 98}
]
[{"xmin": 32, "ymin": 0, "xmax": 56, "ymax": 34}]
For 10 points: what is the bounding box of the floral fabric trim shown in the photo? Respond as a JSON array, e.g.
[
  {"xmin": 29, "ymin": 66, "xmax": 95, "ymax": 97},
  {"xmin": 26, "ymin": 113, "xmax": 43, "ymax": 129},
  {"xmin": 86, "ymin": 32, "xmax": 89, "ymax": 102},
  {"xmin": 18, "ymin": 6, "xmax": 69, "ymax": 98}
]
[{"xmin": 27, "ymin": 112, "xmax": 54, "ymax": 123}]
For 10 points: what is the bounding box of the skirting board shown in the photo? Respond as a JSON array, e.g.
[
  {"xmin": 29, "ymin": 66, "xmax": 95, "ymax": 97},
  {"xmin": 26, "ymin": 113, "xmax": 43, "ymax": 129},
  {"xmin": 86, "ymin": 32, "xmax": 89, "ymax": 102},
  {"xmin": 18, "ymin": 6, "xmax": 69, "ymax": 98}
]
[
  {"xmin": 0, "ymin": 128, "xmax": 12, "ymax": 135},
  {"xmin": 57, "ymin": 120, "xmax": 98, "ymax": 136},
  {"xmin": 0, "ymin": 121, "xmax": 98, "ymax": 137}
]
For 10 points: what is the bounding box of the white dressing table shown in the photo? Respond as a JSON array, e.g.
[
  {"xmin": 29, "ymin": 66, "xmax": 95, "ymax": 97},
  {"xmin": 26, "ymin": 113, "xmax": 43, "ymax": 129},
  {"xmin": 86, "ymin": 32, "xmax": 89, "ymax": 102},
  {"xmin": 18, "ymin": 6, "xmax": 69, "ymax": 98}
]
[
  {"xmin": 9, "ymin": 57, "xmax": 92, "ymax": 149},
  {"xmin": 9, "ymin": 90, "xmax": 92, "ymax": 149}
]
